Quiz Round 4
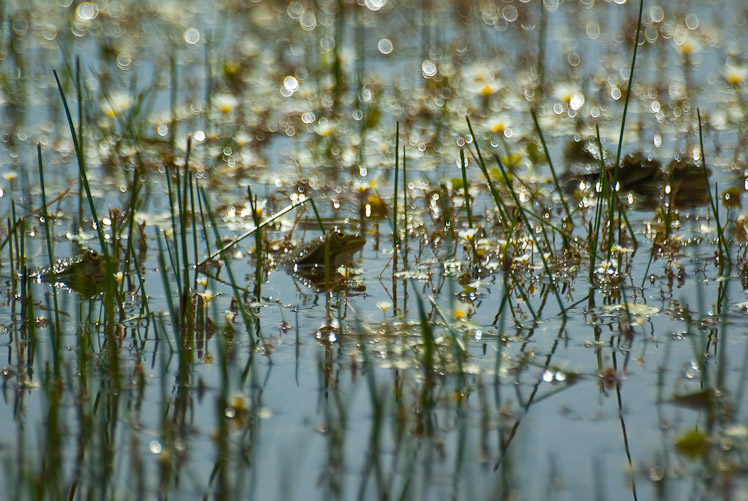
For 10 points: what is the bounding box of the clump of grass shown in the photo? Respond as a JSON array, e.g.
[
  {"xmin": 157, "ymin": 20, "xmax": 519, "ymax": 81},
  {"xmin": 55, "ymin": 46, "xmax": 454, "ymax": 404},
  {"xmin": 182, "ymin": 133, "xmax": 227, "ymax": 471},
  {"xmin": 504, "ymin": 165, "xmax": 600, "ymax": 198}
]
[
  {"xmin": 53, "ymin": 67, "xmax": 120, "ymax": 388},
  {"xmin": 489, "ymin": 147, "xmax": 567, "ymax": 316},
  {"xmin": 198, "ymin": 184, "xmax": 265, "ymax": 350}
]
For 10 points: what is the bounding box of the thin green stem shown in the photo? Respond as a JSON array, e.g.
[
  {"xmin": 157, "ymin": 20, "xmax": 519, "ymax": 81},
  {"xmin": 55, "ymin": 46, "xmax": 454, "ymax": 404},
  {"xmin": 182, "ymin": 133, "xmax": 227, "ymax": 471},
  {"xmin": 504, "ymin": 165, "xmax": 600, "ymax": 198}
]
[{"xmin": 530, "ymin": 108, "xmax": 573, "ymax": 225}]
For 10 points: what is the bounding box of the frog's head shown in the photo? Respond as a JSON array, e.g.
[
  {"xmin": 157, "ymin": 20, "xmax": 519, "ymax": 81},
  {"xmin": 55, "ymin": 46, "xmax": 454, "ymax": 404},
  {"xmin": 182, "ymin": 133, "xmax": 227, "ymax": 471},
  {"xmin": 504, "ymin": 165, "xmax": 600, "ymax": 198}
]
[
  {"xmin": 77, "ymin": 248, "xmax": 114, "ymax": 276},
  {"xmin": 323, "ymin": 229, "xmax": 366, "ymax": 266}
]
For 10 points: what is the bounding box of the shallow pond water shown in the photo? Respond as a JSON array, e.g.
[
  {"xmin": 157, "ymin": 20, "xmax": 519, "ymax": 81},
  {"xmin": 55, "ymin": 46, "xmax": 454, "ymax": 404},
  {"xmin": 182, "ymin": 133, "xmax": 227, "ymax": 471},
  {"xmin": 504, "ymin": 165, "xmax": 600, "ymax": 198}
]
[{"xmin": 1, "ymin": 0, "xmax": 748, "ymax": 499}]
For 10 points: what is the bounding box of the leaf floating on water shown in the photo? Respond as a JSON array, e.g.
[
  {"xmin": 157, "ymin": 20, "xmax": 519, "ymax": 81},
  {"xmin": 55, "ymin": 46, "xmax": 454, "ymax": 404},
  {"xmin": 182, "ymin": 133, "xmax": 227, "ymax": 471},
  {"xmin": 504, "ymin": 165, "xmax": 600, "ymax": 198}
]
[
  {"xmin": 674, "ymin": 429, "xmax": 709, "ymax": 458},
  {"xmin": 462, "ymin": 364, "xmax": 481, "ymax": 375},
  {"xmin": 724, "ymin": 425, "xmax": 748, "ymax": 439},
  {"xmin": 394, "ymin": 270, "xmax": 430, "ymax": 280},
  {"xmin": 735, "ymin": 302, "xmax": 748, "ymax": 312},
  {"xmin": 601, "ymin": 303, "xmax": 659, "ymax": 324},
  {"xmin": 672, "ymin": 388, "xmax": 717, "ymax": 410}
]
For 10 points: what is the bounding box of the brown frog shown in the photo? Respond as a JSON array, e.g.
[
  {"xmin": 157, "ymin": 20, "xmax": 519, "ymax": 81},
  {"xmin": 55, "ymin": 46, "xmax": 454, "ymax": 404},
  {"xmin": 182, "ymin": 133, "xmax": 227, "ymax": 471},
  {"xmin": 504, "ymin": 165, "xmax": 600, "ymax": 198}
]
[
  {"xmin": 280, "ymin": 230, "xmax": 366, "ymax": 291},
  {"xmin": 35, "ymin": 248, "xmax": 116, "ymax": 296}
]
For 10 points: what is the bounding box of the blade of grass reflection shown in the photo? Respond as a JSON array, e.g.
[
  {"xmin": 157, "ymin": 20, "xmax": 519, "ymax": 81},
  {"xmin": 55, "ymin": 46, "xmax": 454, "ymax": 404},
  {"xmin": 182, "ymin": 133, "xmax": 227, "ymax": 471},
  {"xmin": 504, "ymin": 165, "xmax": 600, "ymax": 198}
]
[
  {"xmin": 494, "ymin": 321, "xmax": 572, "ymax": 471},
  {"xmin": 412, "ymin": 285, "xmax": 437, "ymax": 437},
  {"xmin": 656, "ymin": 326, "xmax": 674, "ymax": 407},
  {"xmin": 612, "ymin": 352, "xmax": 638, "ymax": 499},
  {"xmin": 294, "ymin": 309, "xmax": 300, "ymax": 387},
  {"xmin": 356, "ymin": 355, "xmax": 388, "ymax": 499},
  {"xmin": 494, "ymin": 282, "xmax": 507, "ymax": 378},
  {"xmin": 21, "ymin": 217, "xmax": 37, "ymax": 368},
  {"xmin": 429, "ymin": 297, "xmax": 465, "ymax": 374},
  {"xmin": 716, "ymin": 279, "xmax": 730, "ymax": 391}
]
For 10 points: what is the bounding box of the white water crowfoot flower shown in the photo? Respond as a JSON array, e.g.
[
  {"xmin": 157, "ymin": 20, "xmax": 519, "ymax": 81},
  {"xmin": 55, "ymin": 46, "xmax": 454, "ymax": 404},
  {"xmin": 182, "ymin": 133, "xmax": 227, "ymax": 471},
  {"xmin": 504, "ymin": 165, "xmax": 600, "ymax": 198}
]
[
  {"xmin": 553, "ymin": 83, "xmax": 585, "ymax": 112},
  {"xmin": 101, "ymin": 92, "xmax": 133, "ymax": 118},
  {"xmin": 213, "ymin": 93, "xmax": 239, "ymax": 115},
  {"xmin": 486, "ymin": 114, "xmax": 511, "ymax": 136},
  {"xmin": 724, "ymin": 65, "xmax": 748, "ymax": 86}
]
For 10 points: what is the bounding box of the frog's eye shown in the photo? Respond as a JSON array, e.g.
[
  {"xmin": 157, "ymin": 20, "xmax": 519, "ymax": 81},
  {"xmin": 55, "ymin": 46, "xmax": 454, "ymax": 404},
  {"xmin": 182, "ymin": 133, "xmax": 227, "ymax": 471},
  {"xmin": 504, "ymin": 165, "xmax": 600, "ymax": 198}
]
[
  {"xmin": 89, "ymin": 250, "xmax": 100, "ymax": 261},
  {"xmin": 334, "ymin": 230, "xmax": 345, "ymax": 240}
]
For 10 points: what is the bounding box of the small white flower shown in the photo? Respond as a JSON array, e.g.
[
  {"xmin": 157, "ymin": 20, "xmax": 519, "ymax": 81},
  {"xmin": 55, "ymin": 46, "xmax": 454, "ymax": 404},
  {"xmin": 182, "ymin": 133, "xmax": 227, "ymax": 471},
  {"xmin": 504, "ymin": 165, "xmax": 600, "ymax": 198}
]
[
  {"xmin": 376, "ymin": 301, "xmax": 392, "ymax": 311},
  {"xmin": 214, "ymin": 93, "xmax": 239, "ymax": 114},
  {"xmin": 725, "ymin": 66, "xmax": 748, "ymax": 86},
  {"xmin": 101, "ymin": 92, "xmax": 133, "ymax": 117}
]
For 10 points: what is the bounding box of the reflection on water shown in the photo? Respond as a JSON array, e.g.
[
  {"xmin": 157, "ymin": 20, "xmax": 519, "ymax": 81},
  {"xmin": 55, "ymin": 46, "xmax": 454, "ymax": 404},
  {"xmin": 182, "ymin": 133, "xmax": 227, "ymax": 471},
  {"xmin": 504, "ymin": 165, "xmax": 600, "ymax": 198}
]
[{"xmin": 0, "ymin": 0, "xmax": 747, "ymax": 499}]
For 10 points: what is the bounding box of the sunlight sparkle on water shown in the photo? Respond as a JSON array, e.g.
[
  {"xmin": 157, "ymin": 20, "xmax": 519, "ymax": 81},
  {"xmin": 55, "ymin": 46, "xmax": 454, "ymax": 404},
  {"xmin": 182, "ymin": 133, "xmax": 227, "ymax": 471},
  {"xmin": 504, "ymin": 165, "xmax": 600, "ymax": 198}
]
[
  {"xmin": 300, "ymin": 12, "xmax": 316, "ymax": 31},
  {"xmin": 692, "ymin": 147, "xmax": 701, "ymax": 162},
  {"xmin": 183, "ymin": 27, "xmax": 200, "ymax": 45},
  {"xmin": 76, "ymin": 2, "xmax": 98, "ymax": 21},
  {"xmin": 149, "ymin": 441, "xmax": 162, "ymax": 454},
  {"xmin": 365, "ymin": 0, "xmax": 387, "ymax": 11},
  {"xmin": 378, "ymin": 38, "xmax": 393, "ymax": 54},
  {"xmin": 282, "ymin": 76, "xmax": 299, "ymax": 97},
  {"xmin": 421, "ymin": 60, "xmax": 437, "ymax": 78}
]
